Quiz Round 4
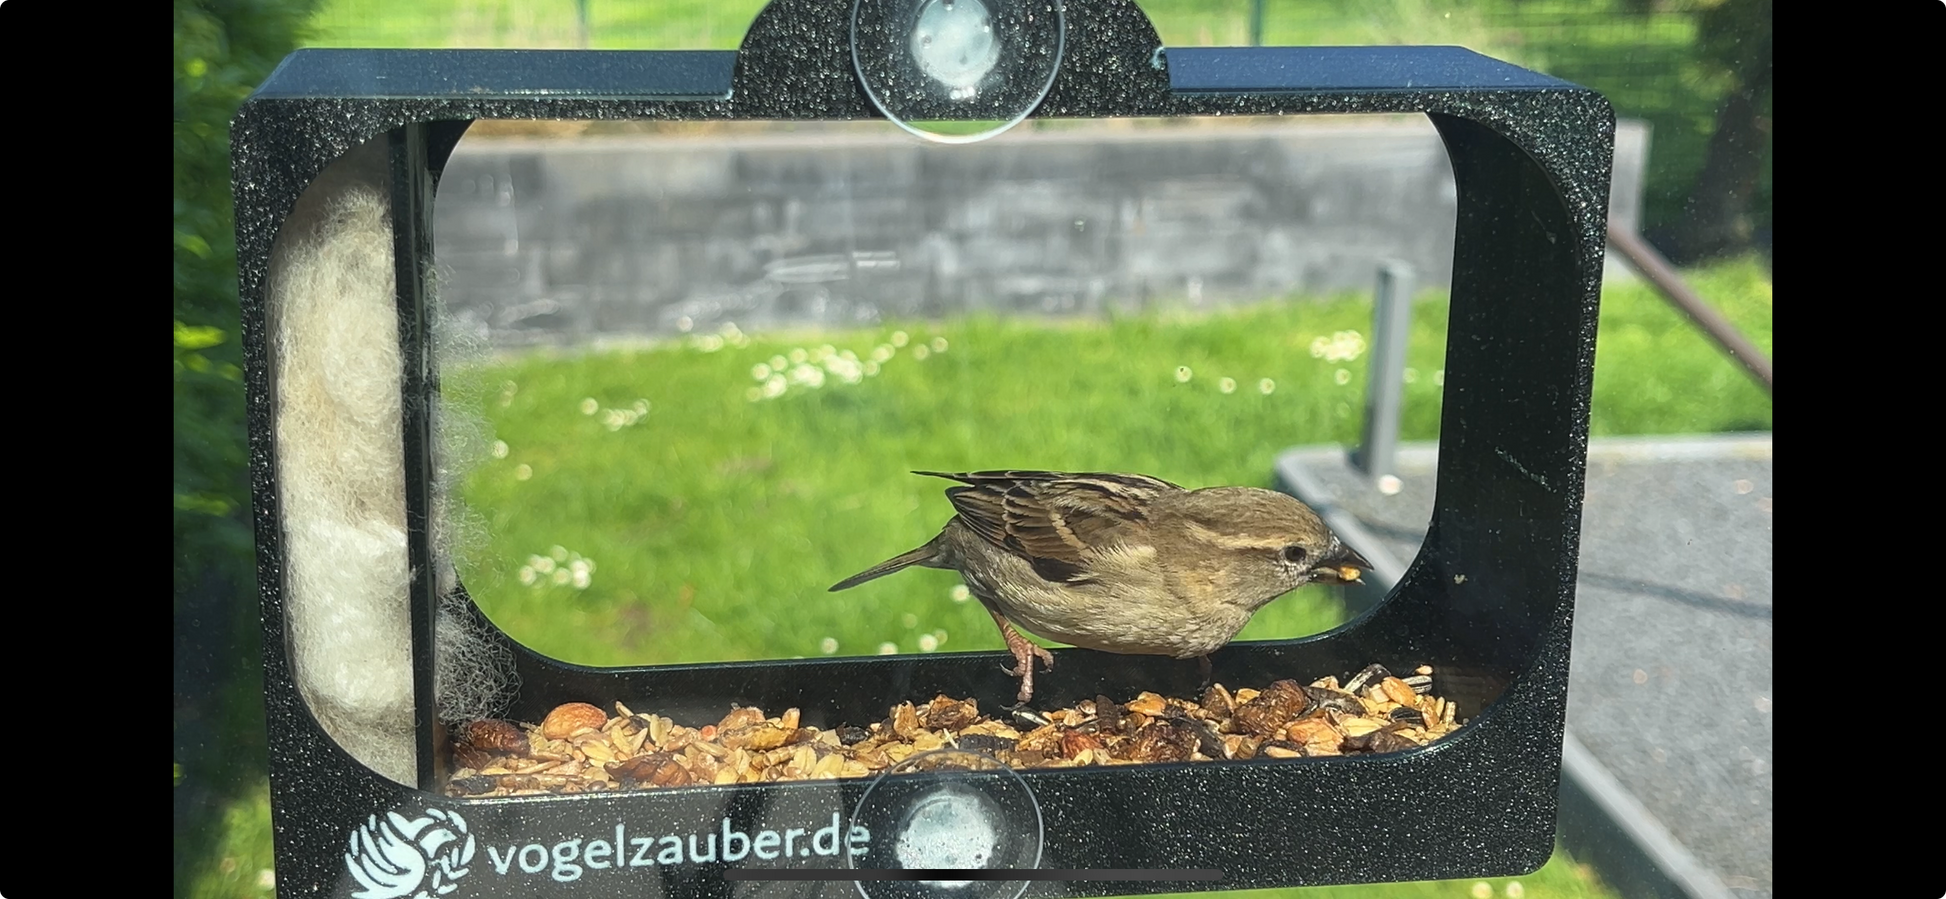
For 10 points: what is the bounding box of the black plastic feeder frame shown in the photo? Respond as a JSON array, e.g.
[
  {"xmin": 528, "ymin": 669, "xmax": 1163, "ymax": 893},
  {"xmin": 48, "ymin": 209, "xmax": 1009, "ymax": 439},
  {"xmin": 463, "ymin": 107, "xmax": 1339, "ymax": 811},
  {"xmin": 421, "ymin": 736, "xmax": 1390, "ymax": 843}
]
[{"xmin": 236, "ymin": 0, "xmax": 1612, "ymax": 895}]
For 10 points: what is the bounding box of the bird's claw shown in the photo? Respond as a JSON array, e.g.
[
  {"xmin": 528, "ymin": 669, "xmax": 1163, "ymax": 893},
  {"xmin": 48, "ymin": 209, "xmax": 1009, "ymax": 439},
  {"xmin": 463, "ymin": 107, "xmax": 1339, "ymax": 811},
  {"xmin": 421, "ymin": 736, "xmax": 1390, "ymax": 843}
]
[
  {"xmin": 987, "ymin": 609, "xmax": 1056, "ymax": 704},
  {"xmin": 999, "ymin": 647, "xmax": 1053, "ymax": 678},
  {"xmin": 1012, "ymin": 646, "xmax": 1054, "ymax": 673},
  {"xmin": 1001, "ymin": 644, "xmax": 1054, "ymax": 702}
]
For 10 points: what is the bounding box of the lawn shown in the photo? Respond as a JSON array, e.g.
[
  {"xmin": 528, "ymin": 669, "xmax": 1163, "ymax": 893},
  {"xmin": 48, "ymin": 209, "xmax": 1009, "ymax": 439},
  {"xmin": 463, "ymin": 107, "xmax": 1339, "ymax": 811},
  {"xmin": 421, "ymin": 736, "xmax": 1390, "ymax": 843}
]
[{"xmin": 449, "ymin": 259, "xmax": 1771, "ymax": 669}]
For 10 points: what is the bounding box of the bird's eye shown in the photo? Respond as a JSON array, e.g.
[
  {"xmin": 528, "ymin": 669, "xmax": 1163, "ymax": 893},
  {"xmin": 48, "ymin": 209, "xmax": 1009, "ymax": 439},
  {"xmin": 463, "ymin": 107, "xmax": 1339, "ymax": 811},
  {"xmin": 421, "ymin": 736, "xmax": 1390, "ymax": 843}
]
[{"xmin": 1282, "ymin": 545, "xmax": 1308, "ymax": 564}]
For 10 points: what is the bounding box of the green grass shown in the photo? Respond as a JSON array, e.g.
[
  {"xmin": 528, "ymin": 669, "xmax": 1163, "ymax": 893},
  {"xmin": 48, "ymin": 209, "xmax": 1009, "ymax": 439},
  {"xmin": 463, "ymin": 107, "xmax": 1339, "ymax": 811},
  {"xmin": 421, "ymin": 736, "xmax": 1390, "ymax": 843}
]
[
  {"xmin": 1587, "ymin": 260, "xmax": 1773, "ymax": 434},
  {"xmin": 300, "ymin": 0, "xmax": 1536, "ymax": 54},
  {"xmin": 449, "ymin": 258, "xmax": 1770, "ymax": 667},
  {"xmin": 183, "ymin": 780, "xmax": 279, "ymax": 899},
  {"xmin": 1163, "ymin": 850, "xmax": 1616, "ymax": 899}
]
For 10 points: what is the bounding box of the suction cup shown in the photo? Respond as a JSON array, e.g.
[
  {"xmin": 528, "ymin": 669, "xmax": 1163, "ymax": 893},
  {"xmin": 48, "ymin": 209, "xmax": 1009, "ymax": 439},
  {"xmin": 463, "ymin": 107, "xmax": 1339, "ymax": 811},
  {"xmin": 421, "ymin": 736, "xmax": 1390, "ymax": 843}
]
[
  {"xmin": 851, "ymin": 0, "xmax": 1065, "ymax": 143},
  {"xmin": 848, "ymin": 748, "xmax": 1045, "ymax": 898}
]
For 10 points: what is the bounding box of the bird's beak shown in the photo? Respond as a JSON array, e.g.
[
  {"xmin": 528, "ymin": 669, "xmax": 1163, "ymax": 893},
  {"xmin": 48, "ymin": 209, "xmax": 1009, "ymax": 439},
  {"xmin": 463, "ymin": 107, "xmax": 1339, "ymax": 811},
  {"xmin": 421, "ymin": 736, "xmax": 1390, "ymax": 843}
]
[{"xmin": 1311, "ymin": 544, "xmax": 1373, "ymax": 584}]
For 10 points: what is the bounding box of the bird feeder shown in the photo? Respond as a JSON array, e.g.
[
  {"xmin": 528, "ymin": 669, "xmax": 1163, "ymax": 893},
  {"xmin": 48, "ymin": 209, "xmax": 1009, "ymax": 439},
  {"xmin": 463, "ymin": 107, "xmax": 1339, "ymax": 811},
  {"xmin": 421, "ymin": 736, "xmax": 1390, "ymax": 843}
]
[{"xmin": 234, "ymin": 0, "xmax": 1611, "ymax": 894}]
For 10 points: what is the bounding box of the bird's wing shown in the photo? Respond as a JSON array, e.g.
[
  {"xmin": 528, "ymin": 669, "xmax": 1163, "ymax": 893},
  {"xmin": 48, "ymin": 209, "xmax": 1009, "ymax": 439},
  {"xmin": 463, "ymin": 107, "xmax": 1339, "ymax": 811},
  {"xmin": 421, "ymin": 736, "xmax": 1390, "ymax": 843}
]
[{"xmin": 915, "ymin": 471, "xmax": 1183, "ymax": 583}]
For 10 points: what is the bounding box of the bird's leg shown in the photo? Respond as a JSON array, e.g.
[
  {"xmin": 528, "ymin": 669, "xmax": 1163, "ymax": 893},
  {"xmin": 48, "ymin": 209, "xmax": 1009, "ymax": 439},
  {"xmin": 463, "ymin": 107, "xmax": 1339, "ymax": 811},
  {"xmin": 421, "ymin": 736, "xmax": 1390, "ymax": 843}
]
[
  {"xmin": 1198, "ymin": 654, "xmax": 1213, "ymax": 688},
  {"xmin": 985, "ymin": 606, "xmax": 1055, "ymax": 704}
]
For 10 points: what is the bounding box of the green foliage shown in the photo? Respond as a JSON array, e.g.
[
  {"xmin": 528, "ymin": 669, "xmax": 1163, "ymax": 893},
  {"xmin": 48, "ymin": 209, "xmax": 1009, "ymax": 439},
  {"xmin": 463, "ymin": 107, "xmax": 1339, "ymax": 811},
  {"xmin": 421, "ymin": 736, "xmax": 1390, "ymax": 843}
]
[
  {"xmin": 175, "ymin": 0, "xmax": 318, "ymax": 895},
  {"xmin": 174, "ymin": 0, "xmax": 318, "ymax": 591}
]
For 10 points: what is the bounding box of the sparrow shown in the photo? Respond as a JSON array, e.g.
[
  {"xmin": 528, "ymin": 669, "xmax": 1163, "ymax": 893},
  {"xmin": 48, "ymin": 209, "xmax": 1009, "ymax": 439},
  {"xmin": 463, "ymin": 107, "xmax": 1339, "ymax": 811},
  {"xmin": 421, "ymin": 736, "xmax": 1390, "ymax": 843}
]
[{"xmin": 829, "ymin": 470, "xmax": 1371, "ymax": 703}]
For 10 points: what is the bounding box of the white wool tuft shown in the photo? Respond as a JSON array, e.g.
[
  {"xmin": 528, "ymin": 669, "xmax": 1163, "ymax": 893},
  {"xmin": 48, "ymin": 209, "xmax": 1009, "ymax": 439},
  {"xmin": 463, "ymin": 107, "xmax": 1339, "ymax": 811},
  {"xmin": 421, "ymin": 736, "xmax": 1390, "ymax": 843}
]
[
  {"xmin": 267, "ymin": 139, "xmax": 521, "ymax": 785},
  {"xmin": 268, "ymin": 140, "xmax": 415, "ymax": 785}
]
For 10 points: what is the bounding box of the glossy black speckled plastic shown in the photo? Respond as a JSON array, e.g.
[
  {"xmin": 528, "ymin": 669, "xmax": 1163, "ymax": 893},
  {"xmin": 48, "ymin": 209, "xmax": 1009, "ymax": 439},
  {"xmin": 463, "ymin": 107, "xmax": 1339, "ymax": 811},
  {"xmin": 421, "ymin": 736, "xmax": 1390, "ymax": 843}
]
[{"xmin": 233, "ymin": 1, "xmax": 1611, "ymax": 895}]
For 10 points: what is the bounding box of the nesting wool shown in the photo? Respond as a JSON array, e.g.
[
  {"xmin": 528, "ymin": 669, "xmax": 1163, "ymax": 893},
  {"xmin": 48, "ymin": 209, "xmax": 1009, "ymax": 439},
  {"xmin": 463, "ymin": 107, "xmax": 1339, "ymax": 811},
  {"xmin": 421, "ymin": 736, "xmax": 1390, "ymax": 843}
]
[{"xmin": 268, "ymin": 139, "xmax": 417, "ymax": 784}]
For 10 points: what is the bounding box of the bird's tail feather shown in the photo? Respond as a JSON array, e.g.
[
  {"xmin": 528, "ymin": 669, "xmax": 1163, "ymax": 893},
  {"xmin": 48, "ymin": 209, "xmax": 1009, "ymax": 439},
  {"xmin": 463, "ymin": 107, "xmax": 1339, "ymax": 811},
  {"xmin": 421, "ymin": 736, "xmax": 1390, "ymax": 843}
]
[{"xmin": 829, "ymin": 542, "xmax": 941, "ymax": 591}]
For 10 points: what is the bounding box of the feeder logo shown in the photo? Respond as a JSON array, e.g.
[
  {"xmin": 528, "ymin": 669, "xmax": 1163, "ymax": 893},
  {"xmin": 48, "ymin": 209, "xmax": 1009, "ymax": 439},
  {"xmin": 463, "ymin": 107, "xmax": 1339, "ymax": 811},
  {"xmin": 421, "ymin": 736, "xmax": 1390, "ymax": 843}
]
[{"xmin": 346, "ymin": 807, "xmax": 477, "ymax": 899}]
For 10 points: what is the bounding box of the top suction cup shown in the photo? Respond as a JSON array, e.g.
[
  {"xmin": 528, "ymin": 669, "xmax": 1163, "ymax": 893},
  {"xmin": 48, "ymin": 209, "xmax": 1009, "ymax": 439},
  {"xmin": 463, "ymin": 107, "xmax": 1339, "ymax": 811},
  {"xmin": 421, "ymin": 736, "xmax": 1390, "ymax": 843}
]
[{"xmin": 851, "ymin": 0, "xmax": 1065, "ymax": 143}]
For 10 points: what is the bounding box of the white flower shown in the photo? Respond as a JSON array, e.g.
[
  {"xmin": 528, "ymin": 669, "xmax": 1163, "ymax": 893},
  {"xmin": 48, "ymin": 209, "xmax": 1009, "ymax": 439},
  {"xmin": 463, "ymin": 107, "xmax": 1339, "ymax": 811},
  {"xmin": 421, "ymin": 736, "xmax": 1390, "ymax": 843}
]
[
  {"xmin": 1335, "ymin": 368, "xmax": 1352, "ymax": 385},
  {"xmin": 1218, "ymin": 377, "xmax": 1237, "ymax": 394},
  {"xmin": 877, "ymin": 642, "xmax": 899, "ymax": 655},
  {"xmin": 863, "ymin": 361, "xmax": 881, "ymax": 377},
  {"xmin": 890, "ymin": 331, "xmax": 909, "ymax": 347},
  {"xmin": 551, "ymin": 568, "xmax": 570, "ymax": 585},
  {"xmin": 819, "ymin": 637, "xmax": 839, "ymax": 654},
  {"xmin": 770, "ymin": 355, "xmax": 788, "ymax": 371},
  {"xmin": 788, "ymin": 364, "xmax": 825, "ymax": 388},
  {"xmin": 950, "ymin": 584, "xmax": 971, "ymax": 603},
  {"xmin": 532, "ymin": 557, "xmax": 556, "ymax": 574},
  {"xmin": 579, "ymin": 397, "xmax": 599, "ymax": 415},
  {"xmin": 752, "ymin": 363, "xmax": 772, "ymax": 380},
  {"xmin": 789, "ymin": 348, "xmax": 808, "ymax": 364},
  {"xmin": 910, "ymin": 345, "xmax": 930, "ymax": 361},
  {"xmin": 918, "ymin": 634, "xmax": 939, "ymax": 652},
  {"xmin": 514, "ymin": 464, "xmax": 533, "ymax": 481},
  {"xmin": 491, "ymin": 440, "xmax": 509, "ymax": 459},
  {"xmin": 930, "ymin": 337, "xmax": 948, "ymax": 352},
  {"xmin": 571, "ymin": 569, "xmax": 591, "ymax": 589},
  {"xmin": 1258, "ymin": 378, "xmax": 1276, "ymax": 394},
  {"xmin": 871, "ymin": 346, "xmax": 895, "ymax": 364},
  {"xmin": 551, "ymin": 546, "xmax": 569, "ymax": 562},
  {"xmin": 825, "ymin": 356, "xmax": 864, "ymax": 384},
  {"xmin": 1174, "ymin": 366, "xmax": 1193, "ymax": 383},
  {"xmin": 902, "ymin": 613, "xmax": 919, "ymax": 628},
  {"xmin": 518, "ymin": 566, "xmax": 537, "ymax": 585},
  {"xmin": 1309, "ymin": 330, "xmax": 1367, "ymax": 362},
  {"xmin": 762, "ymin": 374, "xmax": 788, "ymax": 398}
]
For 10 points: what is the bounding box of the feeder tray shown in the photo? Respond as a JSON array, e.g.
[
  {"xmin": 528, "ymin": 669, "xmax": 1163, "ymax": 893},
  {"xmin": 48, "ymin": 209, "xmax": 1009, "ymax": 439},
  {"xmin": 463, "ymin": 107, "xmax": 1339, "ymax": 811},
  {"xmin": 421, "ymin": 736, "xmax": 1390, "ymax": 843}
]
[{"xmin": 235, "ymin": 0, "xmax": 1612, "ymax": 894}]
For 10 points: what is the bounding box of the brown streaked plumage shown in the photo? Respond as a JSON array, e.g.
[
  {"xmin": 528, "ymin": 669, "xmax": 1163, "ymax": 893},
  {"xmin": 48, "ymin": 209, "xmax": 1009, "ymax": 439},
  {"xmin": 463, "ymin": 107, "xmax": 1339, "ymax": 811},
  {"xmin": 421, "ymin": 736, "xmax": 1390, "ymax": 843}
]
[{"xmin": 830, "ymin": 470, "xmax": 1371, "ymax": 703}]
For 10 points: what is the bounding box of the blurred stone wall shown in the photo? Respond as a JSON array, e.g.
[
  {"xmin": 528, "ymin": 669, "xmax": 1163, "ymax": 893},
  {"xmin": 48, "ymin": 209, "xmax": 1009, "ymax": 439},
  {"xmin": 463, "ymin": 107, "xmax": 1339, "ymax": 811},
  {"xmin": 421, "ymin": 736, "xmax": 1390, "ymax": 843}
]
[{"xmin": 435, "ymin": 119, "xmax": 1647, "ymax": 344}]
